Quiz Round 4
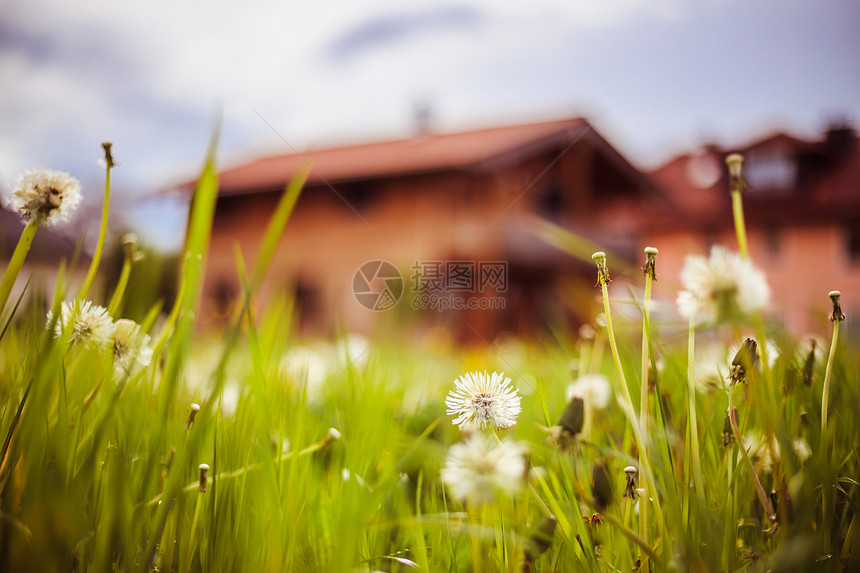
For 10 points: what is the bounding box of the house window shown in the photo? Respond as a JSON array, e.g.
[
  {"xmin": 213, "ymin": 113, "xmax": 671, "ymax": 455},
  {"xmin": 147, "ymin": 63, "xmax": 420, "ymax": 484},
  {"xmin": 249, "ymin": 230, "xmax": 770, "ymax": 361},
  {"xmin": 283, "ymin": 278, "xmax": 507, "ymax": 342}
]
[
  {"xmin": 538, "ymin": 183, "xmax": 565, "ymax": 218},
  {"xmin": 744, "ymin": 153, "xmax": 796, "ymax": 191},
  {"xmin": 343, "ymin": 181, "xmax": 377, "ymax": 210}
]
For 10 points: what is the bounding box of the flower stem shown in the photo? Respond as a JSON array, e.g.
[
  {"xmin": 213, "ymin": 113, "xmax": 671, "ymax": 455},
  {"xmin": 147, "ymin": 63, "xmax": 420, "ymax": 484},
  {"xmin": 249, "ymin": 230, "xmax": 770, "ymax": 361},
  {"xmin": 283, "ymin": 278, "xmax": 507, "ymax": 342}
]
[
  {"xmin": 731, "ymin": 190, "xmax": 750, "ymax": 260},
  {"xmin": 106, "ymin": 253, "xmax": 132, "ymax": 316},
  {"xmin": 0, "ymin": 217, "xmax": 42, "ymax": 317},
  {"xmin": 821, "ymin": 314, "xmax": 840, "ymax": 439},
  {"xmin": 639, "ymin": 251, "xmax": 655, "ymax": 545},
  {"xmin": 686, "ymin": 311, "xmax": 705, "ymax": 498},
  {"xmin": 78, "ymin": 148, "xmax": 113, "ymax": 301},
  {"xmin": 821, "ymin": 308, "xmax": 841, "ymax": 554},
  {"xmin": 726, "ymin": 155, "xmax": 750, "ymax": 260},
  {"xmin": 597, "ymin": 274, "xmax": 666, "ymax": 540},
  {"xmin": 728, "ymin": 393, "xmax": 776, "ymax": 528}
]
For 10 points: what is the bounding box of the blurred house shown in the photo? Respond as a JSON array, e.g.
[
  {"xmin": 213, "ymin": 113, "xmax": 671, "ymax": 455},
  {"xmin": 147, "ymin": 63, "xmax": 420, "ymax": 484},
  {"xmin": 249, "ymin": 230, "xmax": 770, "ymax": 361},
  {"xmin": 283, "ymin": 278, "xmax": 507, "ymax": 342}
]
[
  {"xmin": 200, "ymin": 117, "xmax": 663, "ymax": 337},
  {"xmin": 646, "ymin": 123, "xmax": 860, "ymax": 334}
]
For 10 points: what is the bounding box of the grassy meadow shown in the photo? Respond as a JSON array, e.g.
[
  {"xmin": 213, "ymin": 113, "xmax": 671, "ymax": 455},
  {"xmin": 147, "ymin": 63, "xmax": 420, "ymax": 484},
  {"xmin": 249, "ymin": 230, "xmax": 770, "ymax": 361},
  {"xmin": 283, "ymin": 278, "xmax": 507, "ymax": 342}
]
[{"xmin": 0, "ymin": 143, "xmax": 857, "ymax": 572}]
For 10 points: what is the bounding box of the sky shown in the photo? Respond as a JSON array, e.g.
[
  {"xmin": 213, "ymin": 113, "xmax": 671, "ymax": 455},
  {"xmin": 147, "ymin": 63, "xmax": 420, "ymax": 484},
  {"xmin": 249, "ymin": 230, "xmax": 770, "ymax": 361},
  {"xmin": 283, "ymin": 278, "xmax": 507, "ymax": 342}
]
[{"xmin": 1, "ymin": 0, "xmax": 859, "ymax": 250}]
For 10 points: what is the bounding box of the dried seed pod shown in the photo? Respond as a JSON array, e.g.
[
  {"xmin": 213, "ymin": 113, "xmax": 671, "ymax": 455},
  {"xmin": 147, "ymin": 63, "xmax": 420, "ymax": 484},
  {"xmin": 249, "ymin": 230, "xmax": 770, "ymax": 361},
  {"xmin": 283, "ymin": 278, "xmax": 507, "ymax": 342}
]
[
  {"xmin": 729, "ymin": 338, "xmax": 758, "ymax": 385},
  {"xmin": 591, "ymin": 460, "xmax": 613, "ymax": 510}
]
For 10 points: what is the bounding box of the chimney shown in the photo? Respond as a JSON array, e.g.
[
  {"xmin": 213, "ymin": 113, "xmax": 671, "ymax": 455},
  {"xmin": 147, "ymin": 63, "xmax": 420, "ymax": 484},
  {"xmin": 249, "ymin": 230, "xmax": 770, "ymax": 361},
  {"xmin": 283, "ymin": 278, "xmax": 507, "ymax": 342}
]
[
  {"xmin": 823, "ymin": 119, "xmax": 856, "ymax": 160},
  {"xmin": 413, "ymin": 101, "xmax": 432, "ymax": 139}
]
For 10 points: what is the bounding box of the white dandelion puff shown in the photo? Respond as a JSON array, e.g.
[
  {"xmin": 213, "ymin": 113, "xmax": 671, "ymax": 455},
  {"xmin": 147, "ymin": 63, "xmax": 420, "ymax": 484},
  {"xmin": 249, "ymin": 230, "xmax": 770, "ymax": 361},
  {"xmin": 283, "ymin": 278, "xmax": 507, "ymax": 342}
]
[
  {"xmin": 445, "ymin": 371, "xmax": 521, "ymax": 430},
  {"xmin": 7, "ymin": 168, "xmax": 83, "ymax": 227},
  {"xmin": 692, "ymin": 343, "xmax": 731, "ymax": 394},
  {"xmin": 112, "ymin": 318, "xmax": 153, "ymax": 375},
  {"xmin": 566, "ymin": 374, "xmax": 612, "ymax": 409},
  {"xmin": 741, "ymin": 432, "xmax": 810, "ymax": 472},
  {"xmin": 441, "ymin": 433, "xmax": 528, "ymax": 505},
  {"xmin": 280, "ymin": 345, "xmax": 329, "ymax": 395},
  {"xmin": 676, "ymin": 246, "xmax": 770, "ymax": 324},
  {"xmin": 793, "ymin": 438, "xmax": 812, "ymax": 464},
  {"xmin": 48, "ymin": 300, "xmax": 113, "ymax": 349}
]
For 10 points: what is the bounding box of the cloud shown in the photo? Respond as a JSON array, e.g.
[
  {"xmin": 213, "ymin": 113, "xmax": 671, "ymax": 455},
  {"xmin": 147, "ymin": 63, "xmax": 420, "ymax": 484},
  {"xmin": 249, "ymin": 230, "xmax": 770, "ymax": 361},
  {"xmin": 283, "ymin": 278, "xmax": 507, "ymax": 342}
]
[{"xmin": 324, "ymin": 4, "xmax": 483, "ymax": 62}]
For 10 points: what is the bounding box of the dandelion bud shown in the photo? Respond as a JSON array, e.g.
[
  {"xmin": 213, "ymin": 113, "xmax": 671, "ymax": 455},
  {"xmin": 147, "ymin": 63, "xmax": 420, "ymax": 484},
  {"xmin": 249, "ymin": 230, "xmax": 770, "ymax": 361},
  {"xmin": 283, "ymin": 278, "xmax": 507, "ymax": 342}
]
[
  {"xmin": 728, "ymin": 338, "xmax": 758, "ymax": 385},
  {"xmin": 643, "ymin": 246, "xmax": 658, "ymax": 281},
  {"xmin": 829, "ymin": 290, "xmax": 845, "ymax": 322},
  {"xmin": 187, "ymin": 403, "xmax": 200, "ymax": 428},
  {"xmin": 101, "ymin": 142, "xmax": 115, "ymax": 169},
  {"xmin": 591, "ymin": 460, "xmax": 613, "ymax": 510},
  {"xmin": 523, "ymin": 515, "xmax": 557, "ymax": 565},
  {"xmin": 726, "ymin": 153, "xmax": 744, "ymax": 179},
  {"xmin": 591, "ymin": 251, "xmax": 610, "ymax": 286},
  {"xmin": 802, "ymin": 339, "xmax": 817, "ymax": 386},
  {"xmin": 623, "ymin": 465, "xmax": 638, "ymax": 500},
  {"xmin": 550, "ymin": 397, "xmax": 584, "ymax": 450},
  {"xmin": 198, "ymin": 463, "xmax": 209, "ymax": 493},
  {"xmin": 165, "ymin": 447, "xmax": 176, "ymax": 474},
  {"xmin": 121, "ymin": 233, "xmax": 144, "ymax": 263}
]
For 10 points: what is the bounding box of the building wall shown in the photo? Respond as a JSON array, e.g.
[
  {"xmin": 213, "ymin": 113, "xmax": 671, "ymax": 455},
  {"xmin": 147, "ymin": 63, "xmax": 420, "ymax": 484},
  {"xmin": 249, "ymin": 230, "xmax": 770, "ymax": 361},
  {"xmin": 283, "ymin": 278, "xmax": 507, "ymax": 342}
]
[
  {"xmin": 204, "ymin": 169, "xmax": 509, "ymax": 332},
  {"xmin": 202, "ymin": 141, "xmax": 650, "ymax": 336}
]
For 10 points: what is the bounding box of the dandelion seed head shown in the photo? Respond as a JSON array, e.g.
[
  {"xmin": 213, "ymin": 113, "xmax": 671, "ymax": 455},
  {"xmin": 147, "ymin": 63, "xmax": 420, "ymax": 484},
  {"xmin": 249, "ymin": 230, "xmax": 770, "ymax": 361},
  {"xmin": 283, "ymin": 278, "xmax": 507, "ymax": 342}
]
[
  {"xmin": 7, "ymin": 168, "xmax": 82, "ymax": 227},
  {"xmin": 692, "ymin": 343, "xmax": 730, "ymax": 394},
  {"xmin": 48, "ymin": 300, "xmax": 113, "ymax": 349},
  {"xmin": 441, "ymin": 433, "xmax": 528, "ymax": 505},
  {"xmin": 445, "ymin": 371, "xmax": 521, "ymax": 430},
  {"xmin": 676, "ymin": 246, "xmax": 770, "ymax": 324},
  {"xmin": 793, "ymin": 438, "xmax": 812, "ymax": 464},
  {"xmin": 578, "ymin": 323, "xmax": 596, "ymax": 340},
  {"xmin": 280, "ymin": 345, "xmax": 329, "ymax": 394},
  {"xmin": 112, "ymin": 318, "xmax": 153, "ymax": 375},
  {"xmin": 566, "ymin": 374, "xmax": 611, "ymax": 409}
]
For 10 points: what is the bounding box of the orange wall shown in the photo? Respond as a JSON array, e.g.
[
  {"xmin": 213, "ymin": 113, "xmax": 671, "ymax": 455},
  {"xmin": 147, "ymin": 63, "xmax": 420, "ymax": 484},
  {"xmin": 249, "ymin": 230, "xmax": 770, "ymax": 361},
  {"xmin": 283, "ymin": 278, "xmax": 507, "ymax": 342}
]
[
  {"xmin": 647, "ymin": 224, "xmax": 860, "ymax": 334},
  {"xmin": 203, "ymin": 144, "xmax": 650, "ymax": 335}
]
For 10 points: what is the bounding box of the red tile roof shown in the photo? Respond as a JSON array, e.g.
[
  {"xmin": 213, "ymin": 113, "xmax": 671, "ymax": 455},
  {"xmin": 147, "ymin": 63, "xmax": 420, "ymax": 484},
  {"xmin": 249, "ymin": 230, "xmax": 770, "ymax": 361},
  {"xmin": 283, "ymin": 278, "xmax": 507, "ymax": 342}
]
[{"xmin": 214, "ymin": 118, "xmax": 593, "ymax": 195}]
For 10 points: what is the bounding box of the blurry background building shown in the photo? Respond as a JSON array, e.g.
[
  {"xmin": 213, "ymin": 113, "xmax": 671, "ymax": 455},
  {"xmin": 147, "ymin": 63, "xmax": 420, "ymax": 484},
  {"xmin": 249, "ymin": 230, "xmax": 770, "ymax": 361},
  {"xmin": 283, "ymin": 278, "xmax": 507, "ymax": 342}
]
[
  {"xmin": 188, "ymin": 118, "xmax": 859, "ymax": 339},
  {"xmin": 647, "ymin": 123, "xmax": 860, "ymax": 334},
  {"xmin": 196, "ymin": 117, "xmax": 661, "ymax": 338}
]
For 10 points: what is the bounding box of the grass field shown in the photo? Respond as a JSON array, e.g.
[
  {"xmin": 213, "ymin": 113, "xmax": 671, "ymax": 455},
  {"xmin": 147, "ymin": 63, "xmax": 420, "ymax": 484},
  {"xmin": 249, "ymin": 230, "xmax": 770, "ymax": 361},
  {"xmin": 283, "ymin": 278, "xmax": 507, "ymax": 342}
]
[{"xmin": 0, "ymin": 144, "xmax": 857, "ymax": 572}]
